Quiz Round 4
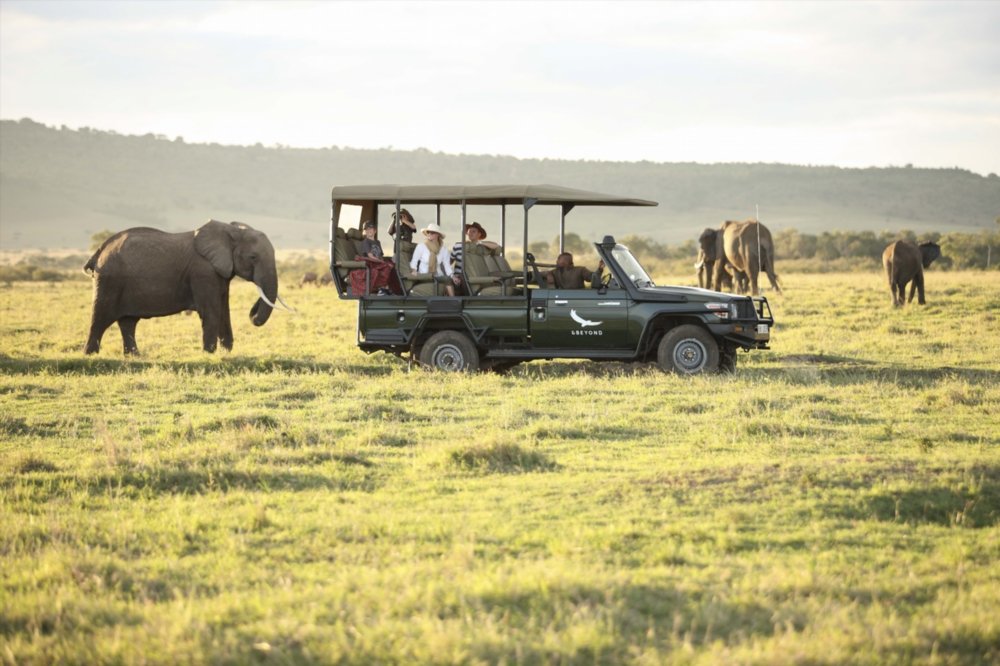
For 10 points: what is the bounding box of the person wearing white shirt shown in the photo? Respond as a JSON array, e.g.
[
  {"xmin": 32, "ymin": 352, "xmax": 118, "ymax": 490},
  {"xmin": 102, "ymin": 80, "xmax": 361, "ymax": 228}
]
[{"xmin": 410, "ymin": 222, "xmax": 456, "ymax": 296}]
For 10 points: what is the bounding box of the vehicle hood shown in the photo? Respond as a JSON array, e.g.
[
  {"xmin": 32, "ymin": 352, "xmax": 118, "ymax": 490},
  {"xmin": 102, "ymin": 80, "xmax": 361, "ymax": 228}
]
[{"xmin": 638, "ymin": 285, "xmax": 741, "ymax": 302}]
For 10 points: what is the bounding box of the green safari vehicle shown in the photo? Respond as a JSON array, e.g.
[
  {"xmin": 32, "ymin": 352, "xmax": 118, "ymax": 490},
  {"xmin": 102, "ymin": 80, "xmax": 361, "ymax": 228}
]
[{"xmin": 329, "ymin": 185, "xmax": 773, "ymax": 373}]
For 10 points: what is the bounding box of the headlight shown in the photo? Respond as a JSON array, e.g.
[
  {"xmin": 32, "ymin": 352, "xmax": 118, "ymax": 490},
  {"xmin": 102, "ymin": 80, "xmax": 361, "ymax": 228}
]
[{"xmin": 705, "ymin": 302, "xmax": 732, "ymax": 320}]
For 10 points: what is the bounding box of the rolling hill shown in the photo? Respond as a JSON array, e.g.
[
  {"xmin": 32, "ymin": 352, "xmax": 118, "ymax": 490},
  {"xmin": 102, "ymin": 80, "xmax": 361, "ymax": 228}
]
[{"xmin": 2, "ymin": 118, "xmax": 998, "ymax": 250}]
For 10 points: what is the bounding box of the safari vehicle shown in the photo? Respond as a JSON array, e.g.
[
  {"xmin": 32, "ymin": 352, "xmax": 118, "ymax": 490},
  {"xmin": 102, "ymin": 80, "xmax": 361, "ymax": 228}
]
[{"xmin": 329, "ymin": 185, "xmax": 773, "ymax": 373}]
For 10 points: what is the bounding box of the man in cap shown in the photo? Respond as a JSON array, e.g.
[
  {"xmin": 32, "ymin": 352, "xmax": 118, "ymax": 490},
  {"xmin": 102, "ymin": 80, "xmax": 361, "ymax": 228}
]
[
  {"xmin": 545, "ymin": 252, "xmax": 600, "ymax": 289},
  {"xmin": 451, "ymin": 221, "xmax": 500, "ymax": 294}
]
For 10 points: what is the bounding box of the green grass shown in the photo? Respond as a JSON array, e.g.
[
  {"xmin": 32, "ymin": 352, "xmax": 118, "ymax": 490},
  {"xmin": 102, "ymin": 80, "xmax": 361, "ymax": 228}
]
[{"xmin": 2, "ymin": 271, "xmax": 999, "ymax": 665}]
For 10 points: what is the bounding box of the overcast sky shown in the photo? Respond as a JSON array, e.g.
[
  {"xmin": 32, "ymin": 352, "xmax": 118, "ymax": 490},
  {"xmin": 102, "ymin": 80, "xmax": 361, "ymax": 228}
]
[{"xmin": 2, "ymin": 0, "xmax": 998, "ymax": 174}]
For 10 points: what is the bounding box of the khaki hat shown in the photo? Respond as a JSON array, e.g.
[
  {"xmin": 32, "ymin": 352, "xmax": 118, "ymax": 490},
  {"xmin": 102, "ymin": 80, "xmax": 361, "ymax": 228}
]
[
  {"xmin": 421, "ymin": 223, "xmax": 446, "ymax": 239},
  {"xmin": 466, "ymin": 221, "xmax": 487, "ymax": 239}
]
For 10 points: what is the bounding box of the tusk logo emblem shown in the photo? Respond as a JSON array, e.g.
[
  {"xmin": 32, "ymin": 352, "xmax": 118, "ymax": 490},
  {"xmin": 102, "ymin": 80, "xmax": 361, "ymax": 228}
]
[{"xmin": 570, "ymin": 309, "xmax": 602, "ymax": 328}]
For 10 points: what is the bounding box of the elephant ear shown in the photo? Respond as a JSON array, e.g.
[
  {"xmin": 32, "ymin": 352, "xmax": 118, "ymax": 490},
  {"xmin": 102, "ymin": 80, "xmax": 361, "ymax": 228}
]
[{"xmin": 194, "ymin": 220, "xmax": 237, "ymax": 278}]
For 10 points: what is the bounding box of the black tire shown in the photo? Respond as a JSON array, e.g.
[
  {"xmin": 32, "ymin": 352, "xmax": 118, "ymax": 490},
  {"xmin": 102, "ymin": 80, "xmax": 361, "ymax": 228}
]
[
  {"xmin": 419, "ymin": 331, "xmax": 480, "ymax": 372},
  {"xmin": 657, "ymin": 325, "xmax": 720, "ymax": 375}
]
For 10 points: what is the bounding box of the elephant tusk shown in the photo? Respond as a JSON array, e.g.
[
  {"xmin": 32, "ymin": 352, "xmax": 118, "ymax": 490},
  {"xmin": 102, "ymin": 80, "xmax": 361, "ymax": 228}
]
[
  {"xmin": 276, "ymin": 294, "xmax": 297, "ymax": 313},
  {"xmin": 255, "ymin": 284, "xmax": 279, "ymax": 309}
]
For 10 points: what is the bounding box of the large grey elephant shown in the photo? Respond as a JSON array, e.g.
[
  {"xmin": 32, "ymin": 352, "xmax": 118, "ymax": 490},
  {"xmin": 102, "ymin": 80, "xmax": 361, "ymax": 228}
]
[
  {"xmin": 83, "ymin": 220, "xmax": 288, "ymax": 354},
  {"xmin": 712, "ymin": 220, "xmax": 781, "ymax": 296},
  {"xmin": 696, "ymin": 228, "xmax": 742, "ymax": 292},
  {"xmin": 882, "ymin": 240, "xmax": 941, "ymax": 306}
]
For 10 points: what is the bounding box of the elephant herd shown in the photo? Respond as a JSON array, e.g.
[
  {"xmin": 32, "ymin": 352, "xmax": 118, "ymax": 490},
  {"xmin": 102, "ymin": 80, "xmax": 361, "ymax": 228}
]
[
  {"xmin": 81, "ymin": 218, "xmax": 942, "ymax": 356},
  {"xmin": 696, "ymin": 220, "xmax": 781, "ymax": 296},
  {"xmin": 695, "ymin": 219, "xmax": 941, "ymax": 307}
]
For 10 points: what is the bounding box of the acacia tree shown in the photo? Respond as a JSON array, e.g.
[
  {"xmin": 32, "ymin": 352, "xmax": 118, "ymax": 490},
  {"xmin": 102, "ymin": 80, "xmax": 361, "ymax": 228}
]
[{"xmin": 89, "ymin": 229, "xmax": 115, "ymax": 252}]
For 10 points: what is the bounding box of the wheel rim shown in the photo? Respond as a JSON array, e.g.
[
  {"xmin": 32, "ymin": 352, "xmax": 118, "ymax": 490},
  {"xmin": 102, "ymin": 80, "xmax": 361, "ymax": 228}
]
[
  {"xmin": 673, "ymin": 338, "xmax": 707, "ymax": 373},
  {"xmin": 431, "ymin": 343, "xmax": 466, "ymax": 371}
]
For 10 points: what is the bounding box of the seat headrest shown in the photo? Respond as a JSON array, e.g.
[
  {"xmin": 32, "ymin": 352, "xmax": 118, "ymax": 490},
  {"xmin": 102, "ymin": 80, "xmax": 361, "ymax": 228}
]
[{"xmin": 346, "ymin": 228, "xmax": 363, "ymax": 240}]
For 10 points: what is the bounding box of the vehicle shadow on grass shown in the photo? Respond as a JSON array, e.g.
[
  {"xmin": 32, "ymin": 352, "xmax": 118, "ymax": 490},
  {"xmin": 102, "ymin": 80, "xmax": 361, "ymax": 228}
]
[
  {"xmin": 7, "ymin": 465, "xmax": 381, "ymax": 499},
  {"xmin": 829, "ymin": 480, "xmax": 1000, "ymax": 529},
  {"xmin": 0, "ymin": 354, "xmax": 396, "ymax": 378},
  {"xmin": 757, "ymin": 355, "xmax": 1000, "ymax": 388},
  {"xmin": 469, "ymin": 582, "xmax": 777, "ymax": 661},
  {"xmin": 508, "ymin": 360, "xmax": 663, "ymax": 379}
]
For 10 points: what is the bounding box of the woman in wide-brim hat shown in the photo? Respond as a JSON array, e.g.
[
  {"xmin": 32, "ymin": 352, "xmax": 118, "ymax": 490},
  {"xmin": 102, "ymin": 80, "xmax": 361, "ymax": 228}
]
[
  {"xmin": 410, "ymin": 222, "xmax": 455, "ymax": 296},
  {"xmin": 421, "ymin": 222, "xmax": 447, "ymax": 239}
]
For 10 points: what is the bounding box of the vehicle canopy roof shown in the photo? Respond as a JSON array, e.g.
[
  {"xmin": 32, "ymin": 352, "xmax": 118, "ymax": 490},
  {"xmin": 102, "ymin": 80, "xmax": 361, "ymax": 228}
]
[{"xmin": 330, "ymin": 184, "xmax": 658, "ymax": 207}]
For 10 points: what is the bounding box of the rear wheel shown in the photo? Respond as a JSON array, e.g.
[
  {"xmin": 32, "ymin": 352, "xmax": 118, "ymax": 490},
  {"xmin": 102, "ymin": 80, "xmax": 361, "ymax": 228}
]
[
  {"xmin": 657, "ymin": 325, "xmax": 720, "ymax": 375},
  {"xmin": 419, "ymin": 331, "xmax": 480, "ymax": 372}
]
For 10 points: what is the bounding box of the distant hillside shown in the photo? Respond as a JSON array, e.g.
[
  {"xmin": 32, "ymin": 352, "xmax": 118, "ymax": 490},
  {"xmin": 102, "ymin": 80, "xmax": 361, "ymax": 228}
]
[{"xmin": 2, "ymin": 118, "xmax": 998, "ymax": 250}]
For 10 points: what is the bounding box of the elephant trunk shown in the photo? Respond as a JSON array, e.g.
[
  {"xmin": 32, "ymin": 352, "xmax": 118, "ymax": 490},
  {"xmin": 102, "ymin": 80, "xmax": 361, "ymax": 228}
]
[{"xmin": 249, "ymin": 266, "xmax": 278, "ymax": 327}]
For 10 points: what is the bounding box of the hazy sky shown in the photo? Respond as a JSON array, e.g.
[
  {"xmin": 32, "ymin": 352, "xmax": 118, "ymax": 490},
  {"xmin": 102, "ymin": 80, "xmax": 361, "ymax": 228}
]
[{"xmin": 2, "ymin": 0, "xmax": 998, "ymax": 174}]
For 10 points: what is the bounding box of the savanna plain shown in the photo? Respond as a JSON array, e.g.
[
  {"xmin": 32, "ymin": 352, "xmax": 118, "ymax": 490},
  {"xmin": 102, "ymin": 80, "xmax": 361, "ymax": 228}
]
[{"xmin": 1, "ymin": 269, "xmax": 998, "ymax": 665}]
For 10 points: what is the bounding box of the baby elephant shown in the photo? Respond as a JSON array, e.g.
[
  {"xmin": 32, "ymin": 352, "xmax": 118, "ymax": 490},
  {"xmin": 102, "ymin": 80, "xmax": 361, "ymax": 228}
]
[{"xmin": 882, "ymin": 240, "xmax": 941, "ymax": 307}]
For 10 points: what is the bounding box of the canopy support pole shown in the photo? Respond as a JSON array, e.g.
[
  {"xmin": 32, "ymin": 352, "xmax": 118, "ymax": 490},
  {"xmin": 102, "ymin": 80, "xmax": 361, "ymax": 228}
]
[{"xmin": 501, "ymin": 204, "xmax": 506, "ymax": 253}]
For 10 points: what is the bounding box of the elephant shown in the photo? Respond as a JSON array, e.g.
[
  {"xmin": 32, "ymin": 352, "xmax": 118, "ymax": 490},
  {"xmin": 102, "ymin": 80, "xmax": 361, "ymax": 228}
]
[
  {"xmin": 882, "ymin": 240, "xmax": 941, "ymax": 306},
  {"xmin": 300, "ymin": 271, "xmax": 333, "ymax": 287},
  {"xmin": 695, "ymin": 228, "xmax": 742, "ymax": 291},
  {"xmin": 83, "ymin": 220, "xmax": 288, "ymax": 355},
  {"xmin": 712, "ymin": 220, "xmax": 781, "ymax": 296}
]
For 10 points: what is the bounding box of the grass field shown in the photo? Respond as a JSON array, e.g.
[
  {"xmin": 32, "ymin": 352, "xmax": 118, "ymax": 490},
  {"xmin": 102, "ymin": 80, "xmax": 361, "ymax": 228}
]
[{"xmin": 2, "ymin": 270, "xmax": 998, "ymax": 665}]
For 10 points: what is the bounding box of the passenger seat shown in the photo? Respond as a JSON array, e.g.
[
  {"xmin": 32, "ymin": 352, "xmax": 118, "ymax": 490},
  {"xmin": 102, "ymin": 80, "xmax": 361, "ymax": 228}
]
[{"xmin": 463, "ymin": 244, "xmax": 504, "ymax": 296}]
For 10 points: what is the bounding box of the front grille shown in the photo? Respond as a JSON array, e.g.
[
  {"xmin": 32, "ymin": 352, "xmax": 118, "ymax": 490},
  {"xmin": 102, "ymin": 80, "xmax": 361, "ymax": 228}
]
[{"xmin": 735, "ymin": 298, "xmax": 756, "ymax": 320}]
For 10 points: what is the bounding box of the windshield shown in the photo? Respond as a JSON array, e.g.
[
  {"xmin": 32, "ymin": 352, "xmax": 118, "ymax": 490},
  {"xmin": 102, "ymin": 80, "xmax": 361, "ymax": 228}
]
[{"xmin": 610, "ymin": 244, "xmax": 654, "ymax": 288}]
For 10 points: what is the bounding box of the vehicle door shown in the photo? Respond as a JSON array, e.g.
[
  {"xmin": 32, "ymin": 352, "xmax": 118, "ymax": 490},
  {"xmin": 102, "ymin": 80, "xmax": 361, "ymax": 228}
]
[{"xmin": 529, "ymin": 288, "xmax": 631, "ymax": 349}]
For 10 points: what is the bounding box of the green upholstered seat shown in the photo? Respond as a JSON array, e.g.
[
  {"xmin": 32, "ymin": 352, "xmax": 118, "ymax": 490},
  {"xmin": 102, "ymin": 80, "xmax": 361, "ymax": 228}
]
[
  {"xmin": 462, "ymin": 244, "xmax": 504, "ymax": 296},
  {"xmin": 333, "ymin": 227, "xmax": 365, "ymax": 282}
]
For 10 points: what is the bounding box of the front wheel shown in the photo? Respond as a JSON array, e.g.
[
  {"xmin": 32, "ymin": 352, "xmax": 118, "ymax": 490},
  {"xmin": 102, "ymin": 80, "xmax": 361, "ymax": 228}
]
[
  {"xmin": 657, "ymin": 325, "xmax": 720, "ymax": 375},
  {"xmin": 419, "ymin": 331, "xmax": 480, "ymax": 372}
]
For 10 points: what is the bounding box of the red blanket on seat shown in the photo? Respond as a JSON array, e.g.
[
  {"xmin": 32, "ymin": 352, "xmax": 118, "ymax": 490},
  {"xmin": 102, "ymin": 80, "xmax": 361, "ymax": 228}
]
[{"xmin": 349, "ymin": 257, "xmax": 403, "ymax": 295}]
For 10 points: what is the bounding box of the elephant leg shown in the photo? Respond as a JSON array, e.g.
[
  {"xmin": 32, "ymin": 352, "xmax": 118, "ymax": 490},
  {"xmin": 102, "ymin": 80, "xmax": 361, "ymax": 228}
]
[
  {"xmin": 192, "ymin": 278, "xmax": 225, "ymax": 353},
  {"xmin": 698, "ymin": 261, "xmax": 712, "ymax": 289},
  {"xmin": 711, "ymin": 262, "xmax": 724, "ymax": 291},
  {"xmin": 907, "ymin": 278, "xmax": 917, "ymax": 304},
  {"xmin": 914, "ymin": 272, "xmax": 926, "ymax": 305},
  {"xmin": 85, "ymin": 303, "xmax": 116, "ymax": 354},
  {"xmin": 885, "ymin": 263, "xmax": 897, "ymax": 306},
  {"xmin": 196, "ymin": 310, "xmax": 220, "ymax": 353},
  {"xmin": 765, "ymin": 265, "xmax": 781, "ymax": 294},
  {"xmin": 117, "ymin": 317, "xmax": 140, "ymax": 355},
  {"xmin": 219, "ymin": 282, "xmax": 233, "ymax": 350},
  {"xmin": 749, "ymin": 267, "xmax": 760, "ymax": 296}
]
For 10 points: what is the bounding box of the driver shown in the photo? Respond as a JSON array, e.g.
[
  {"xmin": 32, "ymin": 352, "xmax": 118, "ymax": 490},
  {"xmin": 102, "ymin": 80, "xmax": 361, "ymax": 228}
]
[{"xmin": 545, "ymin": 252, "xmax": 598, "ymax": 289}]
